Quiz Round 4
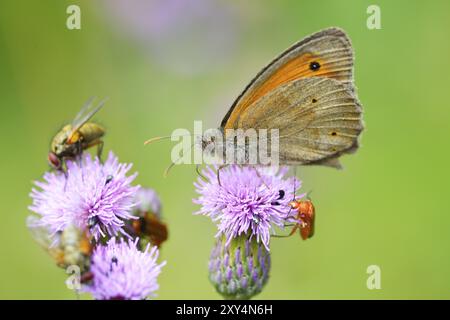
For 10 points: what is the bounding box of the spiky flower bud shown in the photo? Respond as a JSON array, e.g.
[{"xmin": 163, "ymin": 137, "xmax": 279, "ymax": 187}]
[{"xmin": 209, "ymin": 234, "xmax": 271, "ymax": 300}]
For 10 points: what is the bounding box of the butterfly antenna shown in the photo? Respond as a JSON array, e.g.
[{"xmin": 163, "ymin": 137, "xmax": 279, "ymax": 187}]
[
  {"xmin": 144, "ymin": 133, "xmax": 197, "ymax": 146},
  {"xmin": 144, "ymin": 135, "xmax": 173, "ymax": 145},
  {"xmin": 195, "ymin": 164, "xmax": 207, "ymax": 181}
]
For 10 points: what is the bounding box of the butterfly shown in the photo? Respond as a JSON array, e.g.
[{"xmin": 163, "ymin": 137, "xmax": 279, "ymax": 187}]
[{"xmin": 202, "ymin": 27, "xmax": 364, "ymax": 169}]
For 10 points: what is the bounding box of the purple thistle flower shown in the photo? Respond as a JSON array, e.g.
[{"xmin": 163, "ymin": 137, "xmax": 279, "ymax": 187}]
[
  {"xmin": 194, "ymin": 165, "xmax": 302, "ymax": 250},
  {"xmin": 130, "ymin": 187, "xmax": 168, "ymax": 248},
  {"xmin": 133, "ymin": 187, "xmax": 162, "ymax": 218},
  {"xmin": 29, "ymin": 152, "xmax": 139, "ymax": 240},
  {"xmin": 102, "ymin": 0, "xmax": 240, "ymax": 75},
  {"xmin": 86, "ymin": 237, "xmax": 166, "ymax": 300}
]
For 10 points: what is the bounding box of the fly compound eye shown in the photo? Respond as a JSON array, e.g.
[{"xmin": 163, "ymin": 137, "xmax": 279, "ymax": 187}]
[{"xmin": 48, "ymin": 152, "xmax": 61, "ymax": 169}]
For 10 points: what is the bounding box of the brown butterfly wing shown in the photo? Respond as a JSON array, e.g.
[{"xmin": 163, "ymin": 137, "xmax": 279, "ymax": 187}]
[
  {"xmin": 222, "ymin": 27, "xmax": 354, "ymax": 130},
  {"xmin": 233, "ymin": 77, "xmax": 363, "ymax": 166}
]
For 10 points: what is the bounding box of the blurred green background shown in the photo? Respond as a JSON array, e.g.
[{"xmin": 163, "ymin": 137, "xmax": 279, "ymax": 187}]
[{"xmin": 1, "ymin": 0, "xmax": 449, "ymax": 299}]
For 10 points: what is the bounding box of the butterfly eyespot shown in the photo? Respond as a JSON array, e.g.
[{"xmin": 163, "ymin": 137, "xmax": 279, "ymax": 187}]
[
  {"xmin": 331, "ymin": 132, "xmax": 337, "ymax": 136},
  {"xmin": 312, "ymin": 98, "xmax": 318, "ymax": 103},
  {"xmin": 309, "ymin": 61, "xmax": 321, "ymax": 71}
]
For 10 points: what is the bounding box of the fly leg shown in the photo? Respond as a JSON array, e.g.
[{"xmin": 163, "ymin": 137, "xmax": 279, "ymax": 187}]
[
  {"xmin": 85, "ymin": 139, "xmax": 104, "ymax": 162},
  {"xmin": 74, "ymin": 140, "xmax": 83, "ymax": 167},
  {"xmin": 63, "ymin": 169, "xmax": 69, "ymax": 192},
  {"xmin": 97, "ymin": 141, "xmax": 104, "ymax": 163}
]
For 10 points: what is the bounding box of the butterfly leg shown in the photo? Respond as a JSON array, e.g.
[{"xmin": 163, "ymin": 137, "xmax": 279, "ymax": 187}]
[
  {"xmin": 63, "ymin": 168, "xmax": 69, "ymax": 192},
  {"xmin": 282, "ymin": 166, "xmax": 298, "ymax": 219},
  {"xmin": 195, "ymin": 164, "xmax": 207, "ymax": 180},
  {"xmin": 216, "ymin": 164, "xmax": 229, "ymax": 186},
  {"xmin": 290, "ymin": 166, "xmax": 298, "ymax": 201},
  {"xmin": 250, "ymin": 165, "xmax": 270, "ymax": 189}
]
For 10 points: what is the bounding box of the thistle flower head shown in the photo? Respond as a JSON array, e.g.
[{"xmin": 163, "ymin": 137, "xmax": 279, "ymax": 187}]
[
  {"xmin": 86, "ymin": 237, "xmax": 166, "ymax": 300},
  {"xmin": 130, "ymin": 187, "xmax": 168, "ymax": 248},
  {"xmin": 194, "ymin": 165, "xmax": 301, "ymax": 250},
  {"xmin": 209, "ymin": 234, "xmax": 270, "ymax": 299},
  {"xmin": 29, "ymin": 152, "xmax": 139, "ymax": 240},
  {"xmin": 133, "ymin": 187, "xmax": 162, "ymax": 218}
]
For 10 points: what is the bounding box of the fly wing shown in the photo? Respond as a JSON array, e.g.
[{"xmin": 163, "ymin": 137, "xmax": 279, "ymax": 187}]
[
  {"xmin": 71, "ymin": 96, "xmax": 96, "ymax": 128},
  {"xmin": 67, "ymin": 97, "xmax": 107, "ymax": 144}
]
